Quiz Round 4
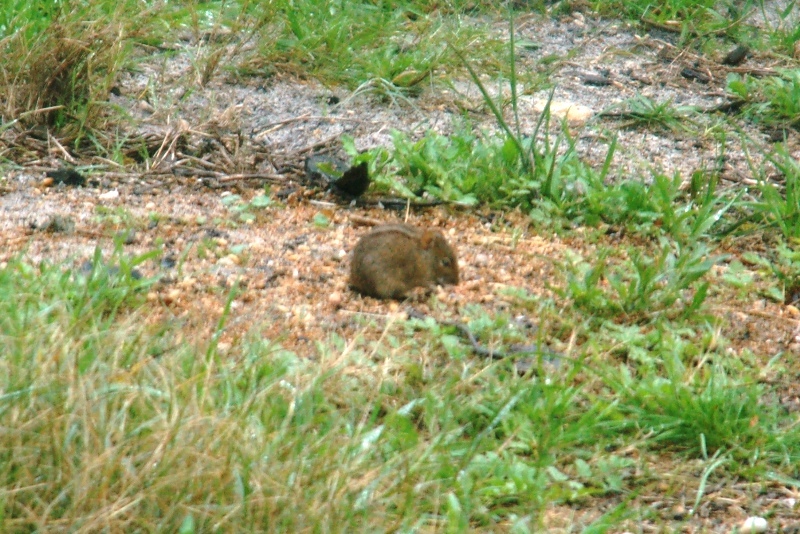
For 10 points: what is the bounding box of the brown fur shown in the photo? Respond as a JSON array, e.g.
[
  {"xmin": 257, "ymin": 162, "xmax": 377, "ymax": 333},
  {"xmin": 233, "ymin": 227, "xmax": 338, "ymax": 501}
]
[{"xmin": 349, "ymin": 224, "xmax": 459, "ymax": 299}]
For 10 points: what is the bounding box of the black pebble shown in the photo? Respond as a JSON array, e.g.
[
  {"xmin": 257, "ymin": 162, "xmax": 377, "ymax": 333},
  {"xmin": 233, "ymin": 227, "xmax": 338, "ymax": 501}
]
[
  {"xmin": 46, "ymin": 169, "xmax": 86, "ymax": 186},
  {"xmin": 333, "ymin": 161, "xmax": 370, "ymax": 197},
  {"xmin": 722, "ymin": 45, "xmax": 748, "ymax": 66},
  {"xmin": 161, "ymin": 255, "xmax": 177, "ymax": 269}
]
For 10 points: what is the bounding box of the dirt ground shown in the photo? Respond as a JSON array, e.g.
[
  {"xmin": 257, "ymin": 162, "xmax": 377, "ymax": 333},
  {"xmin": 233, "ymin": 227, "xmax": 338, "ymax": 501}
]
[
  {"xmin": 2, "ymin": 7, "xmax": 800, "ymax": 532},
  {"xmin": 3, "ymin": 8, "xmax": 800, "ymax": 354}
]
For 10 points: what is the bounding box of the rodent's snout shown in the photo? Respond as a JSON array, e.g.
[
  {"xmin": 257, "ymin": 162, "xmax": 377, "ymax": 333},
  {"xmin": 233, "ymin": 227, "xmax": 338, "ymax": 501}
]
[{"xmin": 436, "ymin": 269, "xmax": 459, "ymax": 286}]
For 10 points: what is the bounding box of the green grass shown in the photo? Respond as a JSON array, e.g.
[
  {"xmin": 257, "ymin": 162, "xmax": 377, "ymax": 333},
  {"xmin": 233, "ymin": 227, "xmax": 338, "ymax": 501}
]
[
  {"xmin": 240, "ymin": 0, "xmax": 512, "ymax": 105},
  {"xmin": 592, "ymin": 0, "xmax": 800, "ymax": 56},
  {"xmin": 3, "ymin": 256, "xmax": 798, "ymax": 530},
  {"xmin": 3, "ymin": 0, "xmax": 800, "ymax": 530}
]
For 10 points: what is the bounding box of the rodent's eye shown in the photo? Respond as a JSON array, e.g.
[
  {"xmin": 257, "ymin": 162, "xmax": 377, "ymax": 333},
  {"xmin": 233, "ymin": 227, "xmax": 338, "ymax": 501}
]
[{"xmin": 441, "ymin": 258, "xmax": 451, "ymax": 267}]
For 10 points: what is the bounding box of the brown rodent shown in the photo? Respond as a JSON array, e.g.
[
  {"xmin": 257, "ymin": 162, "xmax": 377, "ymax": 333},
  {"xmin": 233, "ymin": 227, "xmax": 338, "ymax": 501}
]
[{"xmin": 349, "ymin": 224, "xmax": 459, "ymax": 299}]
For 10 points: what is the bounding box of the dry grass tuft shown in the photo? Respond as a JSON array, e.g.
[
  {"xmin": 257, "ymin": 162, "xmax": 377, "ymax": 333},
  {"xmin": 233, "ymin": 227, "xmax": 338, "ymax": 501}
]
[{"xmin": 1, "ymin": 16, "xmax": 126, "ymax": 134}]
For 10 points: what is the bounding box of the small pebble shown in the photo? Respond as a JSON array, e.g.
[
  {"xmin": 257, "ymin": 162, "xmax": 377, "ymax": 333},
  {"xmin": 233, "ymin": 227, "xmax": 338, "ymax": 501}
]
[
  {"xmin": 740, "ymin": 516, "xmax": 767, "ymax": 533},
  {"xmin": 116, "ymin": 230, "xmax": 137, "ymax": 244},
  {"xmin": 786, "ymin": 304, "xmax": 800, "ymax": 318},
  {"xmin": 36, "ymin": 215, "xmax": 75, "ymax": 234},
  {"xmin": 328, "ymin": 291, "xmax": 343, "ymax": 308},
  {"xmin": 99, "ymin": 189, "xmax": 120, "ymax": 200},
  {"xmin": 179, "ymin": 277, "xmax": 197, "ymax": 289},
  {"xmin": 163, "ymin": 289, "xmax": 181, "ymax": 304},
  {"xmin": 250, "ymin": 276, "xmax": 268, "ymax": 290},
  {"xmin": 670, "ymin": 504, "xmax": 686, "ymax": 520},
  {"xmin": 218, "ymin": 254, "xmax": 240, "ymax": 266},
  {"xmin": 137, "ymin": 100, "xmax": 155, "ymax": 113}
]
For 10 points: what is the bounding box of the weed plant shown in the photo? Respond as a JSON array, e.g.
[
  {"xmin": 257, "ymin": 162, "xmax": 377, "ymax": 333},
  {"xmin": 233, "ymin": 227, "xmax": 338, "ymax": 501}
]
[
  {"xmin": 728, "ymin": 69, "xmax": 800, "ymax": 129},
  {"xmin": 553, "ymin": 241, "xmax": 717, "ymax": 323}
]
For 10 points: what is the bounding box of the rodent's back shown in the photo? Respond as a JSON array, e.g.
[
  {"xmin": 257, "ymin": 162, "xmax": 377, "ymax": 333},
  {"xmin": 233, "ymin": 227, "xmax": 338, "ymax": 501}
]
[{"xmin": 358, "ymin": 224, "xmax": 422, "ymax": 240}]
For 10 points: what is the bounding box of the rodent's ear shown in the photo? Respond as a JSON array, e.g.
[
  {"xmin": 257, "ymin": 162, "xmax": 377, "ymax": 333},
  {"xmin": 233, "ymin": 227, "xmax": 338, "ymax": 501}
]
[{"xmin": 420, "ymin": 230, "xmax": 435, "ymax": 250}]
